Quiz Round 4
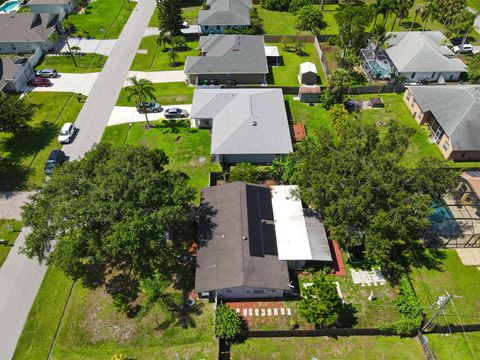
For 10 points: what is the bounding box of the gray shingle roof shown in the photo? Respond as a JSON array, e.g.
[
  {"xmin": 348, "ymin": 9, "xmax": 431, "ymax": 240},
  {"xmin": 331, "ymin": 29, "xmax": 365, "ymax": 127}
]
[
  {"xmin": 408, "ymin": 85, "xmax": 480, "ymax": 151},
  {"xmin": 0, "ymin": 58, "xmax": 17, "ymax": 81},
  {"xmin": 190, "ymin": 88, "xmax": 293, "ymax": 155},
  {"xmin": 198, "ymin": 0, "xmax": 252, "ymax": 26},
  {"xmin": 0, "ymin": 13, "xmax": 57, "ymax": 43},
  {"xmin": 28, "ymin": 0, "xmax": 71, "ymax": 5},
  {"xmin": 184, "ymin": 35, "xmax": 268, "ymax": 75},
  {"xmin": 385, "ymin": 31, "xmax": 466, "ymax": 73},
  {"xmin": 195, "ymin": 182, "xmax": 291, "ymax": 293}
]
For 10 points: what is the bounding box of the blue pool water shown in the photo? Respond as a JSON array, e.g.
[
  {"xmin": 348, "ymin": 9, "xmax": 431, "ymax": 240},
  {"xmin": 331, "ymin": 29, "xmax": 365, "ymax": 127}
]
[
  {"xmin": 366, "ymin": 60, "xmax": 390, "ymax": 78},
  {"xmin": 0, "ymin": 0, "xmax": 19, "ymax": 12},
  {"xmin": 429, "ymin": 205, "xmax": 461, "ymax": 235}
]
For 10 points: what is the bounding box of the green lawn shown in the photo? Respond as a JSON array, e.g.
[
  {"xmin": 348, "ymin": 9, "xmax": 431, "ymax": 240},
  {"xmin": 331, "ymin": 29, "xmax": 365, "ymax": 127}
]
[
  {"xmin": 286, "ymin": 93, "xmax": 456, "ymax": 167},
  {"xmin": 131, "ymin": 36, "xmax": 198, "ymax": 71},
  {"xmin": 117, "ymin": 82, "xmax": 193, "ymax": 107},
  {"xmin": 411, "ymin": 250, "xmax": 480, "ymax": 326},
  {"xmin": 230, "ymin": 336, "xmax": 424, "ymax": 359},
  {"xmin": 149, "ymin": 2, "xmax": 201, "ymax": 27},
  {"xmin": 267, "ymin": 42, "xmax": 327, "ymax": 86},
  {"xmin": 35, "ymin": 54, "xmax": 107, "ymax": 74},
  {"xmin": 0, "ymin": 219, "xmax": 22, "ymax": 267},
  {"xmin": 0, "ymin": 92, "xmax": 84, "ymax": 191},
  {"xmin": 257, "ymin": 7, "xmax": 310, "ymax": 35},
  {"xmin": 410, "ymin": 249, "xmax": 480, "ymax": 359},
  {"xmin": 14, "ymin": 266, "xmax": 217, "ymax": 359},
  {"xmin": 102, "ymin": 120, "xmax": 220, "ymax": 200},
  {"xmin": 425, "ymin": 332, "xmax": 480, "ymax": 360},
  {"xmin": 67, "ymin": 0, "xmax": 136, "ymax": 39},
  {"xmin": 468, "ymin": 0, "xmax": 480, "ymax": 11}
]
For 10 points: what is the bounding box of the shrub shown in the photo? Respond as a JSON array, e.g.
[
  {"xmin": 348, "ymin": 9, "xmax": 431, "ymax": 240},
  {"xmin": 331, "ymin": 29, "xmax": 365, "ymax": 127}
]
[
  {"xmin": 289, "ymin": 0, "xmax": 315, "ymax": 13},
  {"xmin": 380, "ymin": 275, "xmax": 422, "ymax": 336},
  {"xmin": 214, "ymin": 304, "xmax": 242, "ymax": 341},
  {"xmin": 261, "ymin": 0, "xmax": 291, "ymax": 11},
  {"xmin": 228, "ymin": 163, "xmax": 259, "ymax": 183}
]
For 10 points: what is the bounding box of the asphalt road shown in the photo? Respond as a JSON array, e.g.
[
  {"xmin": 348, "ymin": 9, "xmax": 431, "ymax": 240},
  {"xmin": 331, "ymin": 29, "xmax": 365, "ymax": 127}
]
[
  {"xmin": 0, "ymin": 1, "xmax": 156, "ymax": 358},
  {"xmin": 63, "ymin": 0, "xmax": 157, "ymax": 161}
]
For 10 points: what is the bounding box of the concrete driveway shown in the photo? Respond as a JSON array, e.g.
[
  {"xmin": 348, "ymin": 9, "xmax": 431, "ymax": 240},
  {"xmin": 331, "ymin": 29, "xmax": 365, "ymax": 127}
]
[
  {"xmin": 59, "ymin": 38, "xmax": 117, "ymax": 56},
  {"xmin": 22, "ymin": 73, "xmax": 100, "ymax": 96},
  {"xmin": 124, "ymin": 70, "xmax": 185, "ymax": 85},
  {"xmin": 108, "ymin": 104, "xmax": 192, "ymax": 126},
  {"xmin": 0, "ymin": 192, "xmax": 33, "ymax": 220}
]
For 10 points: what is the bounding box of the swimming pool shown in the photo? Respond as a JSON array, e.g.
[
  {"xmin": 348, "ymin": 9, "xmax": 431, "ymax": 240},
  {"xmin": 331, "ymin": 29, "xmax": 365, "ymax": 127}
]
[
  {"xmin": 366, "ymin": 60, "xmax": 390, "ymax": 79},
  {"xmin": 429, "ymin": 205, "xmax": 461, "ymax": 235},
  {"xmin": 0, "ymin": 0, "xmax": 20, "ymax": 13}
]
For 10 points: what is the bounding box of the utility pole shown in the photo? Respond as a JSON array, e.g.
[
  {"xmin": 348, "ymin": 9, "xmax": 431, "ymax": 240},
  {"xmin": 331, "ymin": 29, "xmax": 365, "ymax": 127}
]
[{"xmin": 422, "ymin": 294, "xmax": 453, "ymax": 332}]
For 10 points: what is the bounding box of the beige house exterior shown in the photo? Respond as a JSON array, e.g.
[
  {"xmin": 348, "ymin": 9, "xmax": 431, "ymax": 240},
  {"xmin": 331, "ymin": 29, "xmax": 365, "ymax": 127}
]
[{"xmin": 404, "ymin": 86, "xmax": 480, "ymax": 162}]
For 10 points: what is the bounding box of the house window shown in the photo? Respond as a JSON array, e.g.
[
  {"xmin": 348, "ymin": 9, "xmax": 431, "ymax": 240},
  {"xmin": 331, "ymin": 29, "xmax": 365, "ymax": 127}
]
[
  {"xmin": 450, "ymin": 75, "xmax": 454, "ymax": 80},
  {"xmin": 406, "ymin": 95, "xmax": 410, "ymax": 101},
  {"xmin": 411, "ymin": 101, "xmax": 415, "ymax": 108},
  {"xmin": 225, "ymin": 290, "xmax": 232, "ymax": 293},
  {"xmin": 443, "ymin": 141, "xmax": 450, "ymax": 151},
  {"xmin": 252, "ymin": 290, "xmax": 265, "ymax": 294},
  {"xmin": 411, "ymin": 72, "xmax": 416, "ymax": 79},
  {"xmin": 461, "ymin": 152, "xmax": 467, "ymax": 158},
  {"xmin": 431, "ymin": 72, "xmax": 436, "ymax": 78},
  {"xmin": 216, "ymin": 26, "xmax": 221, "ymax": 30},
  {"xmin": 205, "ymin": 25, "xmax": 209, "ymax": 30},
  {"xmin": 418, "ymin": 112, "xmax": 423, "ymax": 119}
]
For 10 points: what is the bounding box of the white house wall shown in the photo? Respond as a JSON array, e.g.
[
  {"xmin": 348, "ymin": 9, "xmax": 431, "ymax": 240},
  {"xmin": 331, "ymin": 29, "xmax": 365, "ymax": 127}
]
[
  {"xmin": 402, "ymin": 71, "xmax": 462, "ymax": 82},
  {"xmin": 216, "ymin": 286, "xmax": 285, "ymax": 299}
]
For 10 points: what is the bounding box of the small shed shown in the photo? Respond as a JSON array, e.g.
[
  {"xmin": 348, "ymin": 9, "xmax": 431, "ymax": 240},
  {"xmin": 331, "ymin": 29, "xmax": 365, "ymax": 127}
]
[
  {"xmin": 298, "ymin": 86, "xmax": 321, "ymax": 103},
  {"xmin": 265, "ymin": 45, "xmax": 280, "ymax": 66},
  {"xmin": 369, "ymin": 97, "xmax": 384, "ymax": 108},
  {"xmin": 299, "ymin": 62, "xmax": 318, "ymax": 85}
]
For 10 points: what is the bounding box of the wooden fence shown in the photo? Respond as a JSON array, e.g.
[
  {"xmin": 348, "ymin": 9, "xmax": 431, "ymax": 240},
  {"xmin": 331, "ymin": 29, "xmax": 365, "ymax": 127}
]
[
  {"xmin": 263, "ymin": 35, "xmax": 316, "ymax": 43},
  {"xmin": 314, "ymin": 36, "xmax": 331, "ymax": 77}
]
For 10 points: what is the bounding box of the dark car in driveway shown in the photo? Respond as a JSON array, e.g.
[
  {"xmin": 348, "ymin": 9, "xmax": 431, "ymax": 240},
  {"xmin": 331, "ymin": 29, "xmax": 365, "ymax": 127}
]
[
  {"xmin": 28, "ymin": 77, "xmax": 52, "ymax": 87},
  {"xmin": 44, "ymin": 149, "xmax": 66, "ymax": 175},
  {"xmin": 35, "ymin": 68, "xmax": 58, "ymax": 78},
  {"xmin": 136, "ymin": 102, "xmax": 162, "ymax": 113}
]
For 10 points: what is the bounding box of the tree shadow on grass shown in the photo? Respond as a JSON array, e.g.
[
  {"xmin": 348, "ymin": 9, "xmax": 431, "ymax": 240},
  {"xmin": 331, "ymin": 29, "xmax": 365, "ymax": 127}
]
[
  {"xmin": 336, "ymin": 303, "xmax": 359, "ymax": 328},
  {"xmin": 408, "ymin": 241, "xmax": 447, "ymax": 272}
]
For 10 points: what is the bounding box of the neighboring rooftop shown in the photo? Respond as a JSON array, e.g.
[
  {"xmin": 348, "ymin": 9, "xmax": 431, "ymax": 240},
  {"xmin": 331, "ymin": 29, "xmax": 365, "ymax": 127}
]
[
  {"xmin": 198, "ymin": 0, "xmax": 252, "ymax": 26},
  {"xmin": 190, "ymin": 88, "xmax": 293, "ymax": 155},
  {"xmin": 385, "ymin": 31, "xmax": 466, "ymax": 73},
  {"xmin": 28, "ymin": 0, "xmax": 71, "ymax": 4},
  {"xmin": 407, "ymin": 85, "xmax": 480, "ymax": 151},
  {"xmin": 0, "ymin": 57, "xmax": 27, "ymax": 80},
  {"xmin": 184, "ymin": 34, "xmax": 268, "ymax": 75},
  {"xmin": 0, "ymin": 13, "xmax": 58, "ymax": 43},
  {"xmin": 195, "ymin": 182, "xmax": 290, "ymax": 293},
  {"xmin": 461, "ymin": 172, "xmax": 480, "ymax": 199}
]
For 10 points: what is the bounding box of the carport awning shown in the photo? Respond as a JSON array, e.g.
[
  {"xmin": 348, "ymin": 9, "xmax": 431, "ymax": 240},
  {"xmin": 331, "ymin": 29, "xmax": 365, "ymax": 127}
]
[{"xmin": 265, "ymin": 46, "xmax": 279, "ymax": 57}]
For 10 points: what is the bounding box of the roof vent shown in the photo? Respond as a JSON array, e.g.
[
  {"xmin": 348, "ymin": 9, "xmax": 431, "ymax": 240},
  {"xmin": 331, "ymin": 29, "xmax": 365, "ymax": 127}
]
[
  {"xmin": 252, "ymin": 120, "xmax": 257, "ymax": 126},
  {"xmin": 242, "ymin": 236, "xmax": 247, "ymax": 240}
]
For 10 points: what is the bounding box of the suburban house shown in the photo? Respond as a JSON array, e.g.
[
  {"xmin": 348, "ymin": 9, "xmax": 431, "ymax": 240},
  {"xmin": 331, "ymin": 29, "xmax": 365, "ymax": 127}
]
[
  {"xmin": 454, "ymin": 172, "xmax": 480, "ymax": 206},
  {"xmin": 195, "ymin": 182, "xmax": 333, "ymax": 299},
  {"xmin": 197, "ymin": 0, "xmax": 252, "ymax": 34},
  {"xmin": 190, "ymin": 88, "xmax": 293, "ymax": 165},
  {"xmin": 0, "ymin": 56, "xmax": 35, "ymax": 92},
  {"xmin": 0, "ymin": 13, "xmax": 59, "ymax": 54},
  {"xmin": 184, "ymin": 34, "xmax": 268, "ymax": 85},
  {"xmin": 404, "ymin": 85, "xmax": 480, "ymax": 161},
  {"xmin": 28, "ymin": 0, "xmax": 77, "ymax": 19},
  {"xmin": 362, "ymin": 31, "xmax": 466, "ymax": 82}
]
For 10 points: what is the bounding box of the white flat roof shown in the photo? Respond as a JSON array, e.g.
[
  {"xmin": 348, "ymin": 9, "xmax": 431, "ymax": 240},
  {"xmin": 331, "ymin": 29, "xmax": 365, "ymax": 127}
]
[
  {"xmin": 300, "ymin": 61, "xmax": 317, "ymax": 74},
  {"xmin": 264, "ymin": 45, "xmax": 279, "ymax": 57},
  {"xmin": 271, "ymin": 185, "xmax": 332, "ymax": 262}
]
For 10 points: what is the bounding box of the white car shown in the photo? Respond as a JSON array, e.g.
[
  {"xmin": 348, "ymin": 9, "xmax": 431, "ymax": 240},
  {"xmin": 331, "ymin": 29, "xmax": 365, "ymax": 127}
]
[
  {"xmin": 452, "ymin": 44, "xmax": 473, "ymax": 53},
  {"xmin": 164, "ymin": 107, "xmax": 189, "ymax": 119},
  {"xmin": 58, "ymin": 122, "xmax": 76, "ymax": 144}
]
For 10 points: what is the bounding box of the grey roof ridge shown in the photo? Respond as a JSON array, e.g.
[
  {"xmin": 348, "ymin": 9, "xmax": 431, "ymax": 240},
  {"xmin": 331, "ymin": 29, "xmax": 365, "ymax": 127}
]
[
  {"xmin": 239, "ymin": 182, "xmax": 247, "ymax": 289},
  {"xmin": 210, "ymin": 93, "xmax": 255, "ymax": 154},
  {"xmin": 448, "ymin": 93, "xmax": 479, "ymax": 143}
]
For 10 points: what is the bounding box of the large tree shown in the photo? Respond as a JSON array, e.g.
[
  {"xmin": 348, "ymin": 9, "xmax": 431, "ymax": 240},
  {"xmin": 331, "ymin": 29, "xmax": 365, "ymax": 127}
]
[
  {"xmin": 468, "ymin": 54, "xmax": 480, "ymax": 83},
  {"xmin": 295, "ymin": 5, "xmax": 324, "ymax": 33},
  {"xmin": 334, "ymin": 5, "xmax": 373, "ymax": 56},
  {"xmin": 0, "ymin": 92, "xmax": 36, "ymax": 135},
  {"xmin": 281, "ymin": 119, "xmax": 457, "ymax": 271},
  {"xmin": 21, "ymin": 144, "xmax": 195, "ymax": 299},
  {"xmin": 298, "ymin": 273, "xmax": 343, "ymax": 327},
  {"xmin": 156, "ymin": 0, "xmax": 183, "ymax": 35}
]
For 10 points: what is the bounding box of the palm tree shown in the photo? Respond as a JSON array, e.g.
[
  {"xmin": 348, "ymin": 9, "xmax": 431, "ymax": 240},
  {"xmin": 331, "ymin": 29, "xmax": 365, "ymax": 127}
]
[
  {"xmin": 168, "ymin": 50, "xmax": 179, "ymax": 67},
  {"xmin": 125, "ymin": 76, "xmax": 156, "ymax": 128},
  {"xmin": 420, "ymin": 1, "xmax": 437, "ymax": 31},
  {"xmin": 156, "ymin": 31, "xmax": 171, "ymax": 50},
  {"xmin": 410, "ymin": 4, "xmax": 422, "ymax": 31},
  {"xmin": 370, "ymin": 24, "xmax": 395, "ymax": 65},
  {"xmin": 329, "ymin": 69, "xmax": 353, "ymax": 102},
  {"xmin": 397, "ymin": 0, "xmax": 413, "ymax": 27}
]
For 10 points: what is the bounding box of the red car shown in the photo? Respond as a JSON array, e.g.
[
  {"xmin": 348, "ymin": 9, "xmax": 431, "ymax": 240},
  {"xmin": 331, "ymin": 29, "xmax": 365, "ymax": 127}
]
[{"xmin": 28, "ymin": 77, "xmax": 52, "ymax": 87}]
